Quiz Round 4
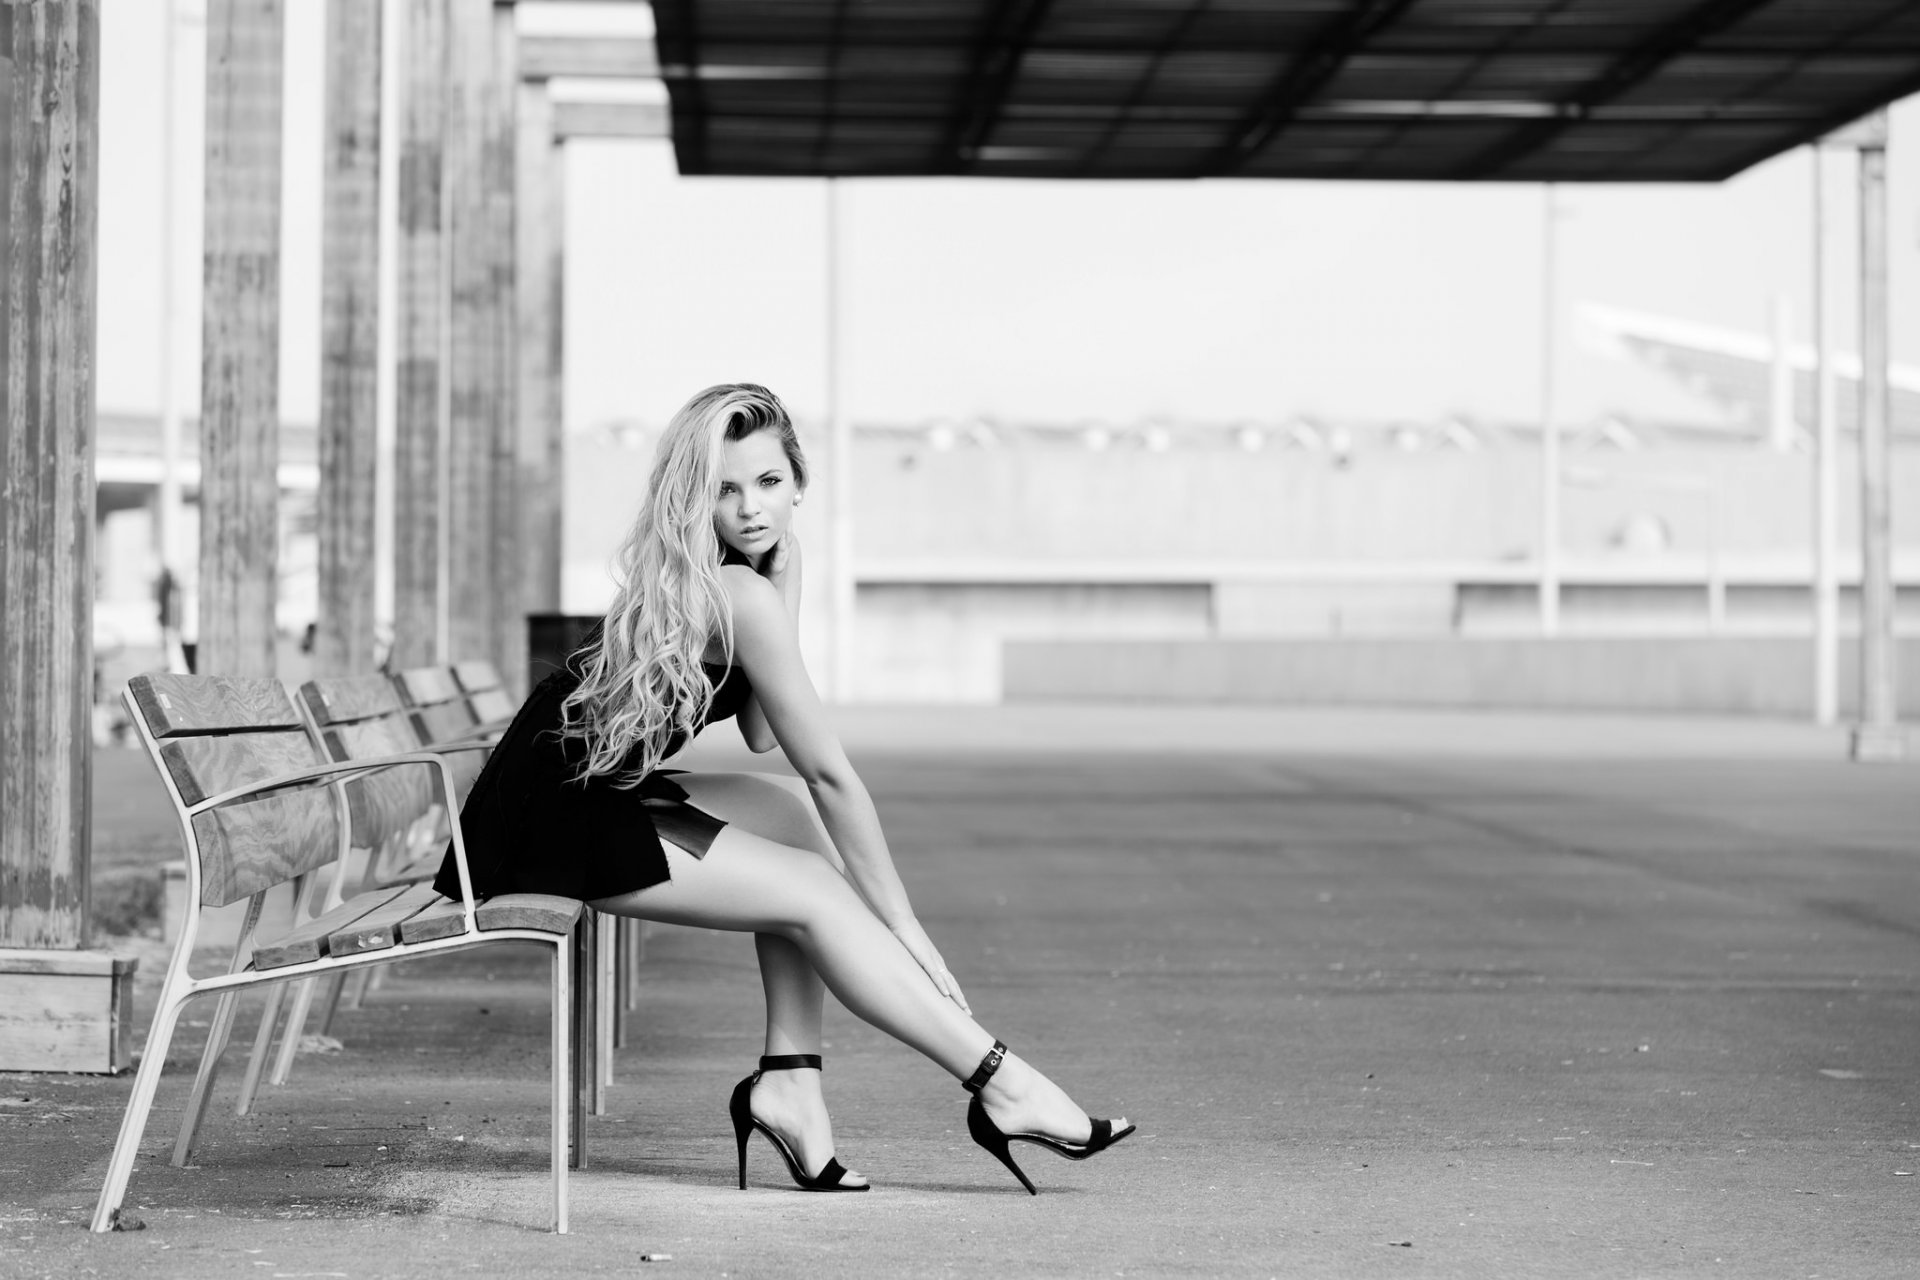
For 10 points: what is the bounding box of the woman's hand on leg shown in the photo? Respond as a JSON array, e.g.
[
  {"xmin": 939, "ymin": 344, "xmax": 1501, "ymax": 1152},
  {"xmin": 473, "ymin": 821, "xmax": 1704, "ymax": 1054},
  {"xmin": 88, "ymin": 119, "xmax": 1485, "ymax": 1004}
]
[{"xmin": 890, "ymin": 919, "xmax": 970, "ymax": 1015}]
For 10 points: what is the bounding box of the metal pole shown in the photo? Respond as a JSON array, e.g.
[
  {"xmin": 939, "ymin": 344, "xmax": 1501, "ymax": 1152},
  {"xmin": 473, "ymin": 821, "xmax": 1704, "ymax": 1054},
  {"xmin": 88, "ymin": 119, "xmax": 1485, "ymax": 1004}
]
[
  {"xmin": 1539, "ymin": 184, "xmax": 1560, "ymax": 635},
  {"xmin": 1851, "ymin": 117, "xmax": 1903, "ymax": 761},
  {"xmin": 1767, "ymin": 294, "xmax": 1793, "ymax": 452},
  {"xmin": 825, "ymin": 179, "xmax": 855, "ymax": 702},
  {"xmin": 1811, "ymin": 144, "xmax": 1839, "ymax": 726}
]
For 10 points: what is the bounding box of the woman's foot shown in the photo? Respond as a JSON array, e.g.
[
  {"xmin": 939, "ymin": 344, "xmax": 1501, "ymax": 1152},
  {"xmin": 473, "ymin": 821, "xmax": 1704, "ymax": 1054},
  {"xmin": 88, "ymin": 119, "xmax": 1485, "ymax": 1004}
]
[
  {"xmin": 974, "ymin": 1050, "xmax": 1127, "ymax": 1145},
  {"xmin": 749, "ymin": 1063, "xmax": 869, "ymax": 1189}
]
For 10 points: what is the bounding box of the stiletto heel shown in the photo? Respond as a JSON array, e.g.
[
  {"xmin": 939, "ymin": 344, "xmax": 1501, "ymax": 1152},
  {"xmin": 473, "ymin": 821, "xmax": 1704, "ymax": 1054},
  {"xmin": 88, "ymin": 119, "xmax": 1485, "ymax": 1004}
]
[
  {"xmin": 728, "ymin": 1054, "xmax": 868, "ymax": 1192},
  {"xmin": 961, "ymin": 1040, "xmax": 1135, "ymax": 1195}
]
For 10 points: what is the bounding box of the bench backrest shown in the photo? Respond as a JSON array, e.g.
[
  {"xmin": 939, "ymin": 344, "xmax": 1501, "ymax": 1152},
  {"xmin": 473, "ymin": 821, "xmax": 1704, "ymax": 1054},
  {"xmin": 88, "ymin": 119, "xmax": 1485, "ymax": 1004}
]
[
  {"xmin": 451, "ymin": 659, "xmax": 517, "ymax": 724},
  {"xmin": 298, "ymin": 674, "xmax": 434, "ymax": 853},
  {"xmin": 392, "ymin": 666, "xmax": 478, "ymax": 746},
  {"xmin": 127, "ymin": 674, "xmax": 343, "ymax": 908}
]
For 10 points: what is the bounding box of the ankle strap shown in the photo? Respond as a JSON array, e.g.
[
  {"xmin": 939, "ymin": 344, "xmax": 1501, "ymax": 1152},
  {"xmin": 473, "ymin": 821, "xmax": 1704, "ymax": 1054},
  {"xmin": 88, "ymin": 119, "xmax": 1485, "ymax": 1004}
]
[
  {"xmin": 962, "ymin": 1040, "xmax": 1007, "ymax": 1095},
  {"xmin": 758, "ymin": 1053, "xmax": 822, "ymax": 1072}
]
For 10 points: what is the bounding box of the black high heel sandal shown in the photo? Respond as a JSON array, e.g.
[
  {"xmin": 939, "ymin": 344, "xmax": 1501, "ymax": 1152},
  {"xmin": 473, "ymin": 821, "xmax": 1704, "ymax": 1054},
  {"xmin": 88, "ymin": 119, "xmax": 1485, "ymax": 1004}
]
[
  {"xmin": 728, "ymin": 1054, "xmax": 869, "ymax": 1192},
  {"xmin": 962, "ymin": 1040, "xmax": 1135, "ymax": 1195}
]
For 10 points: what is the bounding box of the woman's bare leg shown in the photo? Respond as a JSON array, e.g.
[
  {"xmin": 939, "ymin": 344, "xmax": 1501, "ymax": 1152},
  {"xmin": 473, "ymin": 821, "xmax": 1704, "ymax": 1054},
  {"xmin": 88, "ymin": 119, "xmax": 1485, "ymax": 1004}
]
[
  {"xmin": 590, "ymin": 822, "xmax": 1110, "ymax": 1156},
  {"xmin": 675, "ymin": 774, "xmax": 852, "ymax": 1180}
]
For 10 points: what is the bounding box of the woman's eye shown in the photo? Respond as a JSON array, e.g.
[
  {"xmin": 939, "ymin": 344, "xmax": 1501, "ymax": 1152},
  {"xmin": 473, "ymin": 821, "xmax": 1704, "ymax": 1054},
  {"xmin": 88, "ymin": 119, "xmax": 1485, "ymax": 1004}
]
[
  {"xmin": 718, "ymin": 483, "xmax": 735, "ymax": 496},
  {"xmin": 760, "ymin": 476, "xmax": 780, "ymax": 488}
]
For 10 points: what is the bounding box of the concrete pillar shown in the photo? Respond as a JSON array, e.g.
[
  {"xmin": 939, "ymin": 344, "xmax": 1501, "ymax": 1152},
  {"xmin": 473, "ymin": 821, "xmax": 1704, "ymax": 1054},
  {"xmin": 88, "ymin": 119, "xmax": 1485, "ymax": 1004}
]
[
  {"xmin": 515, "ymin": 79, "xmax": 562, "ymax": 619},
  {"xmin": 393, "ymin": 0, "xmax": 449, "ymax": 668},
  {"xmin": 317, "ymin": 0, "xmax": 383, "ymax": 675},
  {"xmin": 198, "ymin": 0, "xmax": 285, "ymax": 679},
  {"xmin": 0, "ymin": 1, "xmax": 133, "ymax": 1079},
  {"xmin": 445, "ymin": 0, "xmax": 493, "ymax": 664},
  {"xmin": 486, "ymin": 1, "xmax": 523, "ymax": 693},
  {"xmin": 1811, "ymin": 145, "xmax": 1840, "ymax": 726},
  {"xmin": 1851, "ymin": 114, "xmax": 1903, "ymax": 761}
]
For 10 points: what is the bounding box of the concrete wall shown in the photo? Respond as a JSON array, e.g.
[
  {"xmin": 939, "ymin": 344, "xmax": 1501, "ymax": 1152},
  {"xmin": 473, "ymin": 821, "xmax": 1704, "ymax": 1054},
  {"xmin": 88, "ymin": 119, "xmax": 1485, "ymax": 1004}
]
[
  {"xmin": 854, "ymin": 582, "xmax": 1211, "ymax": 702},
  {"xmin": 1003, "ymin": 636, "xmax": 1920, "ymax": 718}
]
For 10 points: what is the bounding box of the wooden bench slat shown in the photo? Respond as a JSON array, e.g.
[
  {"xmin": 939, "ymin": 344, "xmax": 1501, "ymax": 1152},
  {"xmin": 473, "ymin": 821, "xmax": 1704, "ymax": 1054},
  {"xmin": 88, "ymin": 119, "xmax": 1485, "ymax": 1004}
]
[
  {"xmin": 324, "ymin": 713, "xmax": 435, "ymax": 848},
  {"xmin": 131, "ymin": 673, "xmax": 302, "ymax": 737},
  {"xmin": 253, "ymin": 884, "xmax": 413, "ymax": 970},
  {"xmin": 192, "ymin": 792, "xmax": 343, "ymax": 908},
  {"xmin": 159, "ymin": 728, "xmax": 328, "ymax": 807},
  {"xmin": 413, "ymin": 701, "xmax": 478, "ymax": 745},
  {"xmin": 302, "ymin": 674, "xmax": 405, "ymax": 724},
  {"xmin": 468, "ymin": 688, "xmax": 516, "ymax": 724},
  {"xmin": 324, "ymin": 883, "xmax": 445, "ymax": 958},
  {"xmin": 397, "ymin": 895, "xmax": 469, "ymax": 944},
  {"xmin": 477, "ymin": 894, "xmax": 584, "ymax": 935},
  {"xmin": 385, "ymin": 847, "xmax": 445, "ymax": 886},
  {"xmin": 158, "ymin": 729, "xmax": 341, "ymax": 908},
  {"xmin": 393, "ymin": 666, "xmax": 461, "ymax": 704},
  {"xmin": 451, "ymin": 660, "xmax": 502, "ymax": 693},
  {"xmin": 398, "ymin": 893, "xmax": 584, "ymax": 944}
]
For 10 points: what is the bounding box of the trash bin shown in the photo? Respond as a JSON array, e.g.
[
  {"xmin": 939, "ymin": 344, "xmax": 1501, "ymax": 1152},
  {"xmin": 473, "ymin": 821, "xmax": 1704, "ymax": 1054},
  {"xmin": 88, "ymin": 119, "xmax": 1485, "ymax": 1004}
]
[{"xmin": 526, "ymin": 613, "xmax": 601, "ymax": 693}]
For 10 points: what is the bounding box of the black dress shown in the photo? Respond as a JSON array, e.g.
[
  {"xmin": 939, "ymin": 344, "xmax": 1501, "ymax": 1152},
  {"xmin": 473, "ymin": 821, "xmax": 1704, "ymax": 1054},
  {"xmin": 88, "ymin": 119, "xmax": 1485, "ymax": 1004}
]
[{"xmin": 430, "ymin": 653, "xmax": 753, "ymax": 904}]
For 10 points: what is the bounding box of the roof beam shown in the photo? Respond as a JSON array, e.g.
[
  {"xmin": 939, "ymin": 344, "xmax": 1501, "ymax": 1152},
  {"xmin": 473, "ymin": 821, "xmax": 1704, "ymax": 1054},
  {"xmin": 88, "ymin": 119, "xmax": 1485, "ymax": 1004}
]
[
  {"xmin": 935, "ymin": 0, "xmax": 1055, "ymax": 173},
  {"xmin": 1458, "ymin": 0, "xmax": 1777, "ymax": 179},
  {"xmin": 1198, "ymin": 0, "xmax": 1419, "ymax": 177},
  {"xmin": 552, "ymin": 100, "xmax": 670, "ymax": 140},
  {"xmin": 652, "ymin": 0, "xmax": 707, "ymax": 170},
  {"xmin": 520, "ymin": 35, "xmax": 659, "ymax": 80}
]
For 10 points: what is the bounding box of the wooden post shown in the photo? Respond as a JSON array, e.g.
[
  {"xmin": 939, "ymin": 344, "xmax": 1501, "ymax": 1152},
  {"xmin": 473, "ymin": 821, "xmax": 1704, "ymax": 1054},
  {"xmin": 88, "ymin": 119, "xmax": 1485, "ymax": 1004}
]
[
  {"xmin": 1851, "ymin": 114, "xmax": 1904, "ymax": 761},
  {"xmin": 199, "ymin": 0, "xmax": 284, "ymax": 679},
  {"xmin": 2, "ymin": 0, "xmax": 99, "ymax": 948},
  {"xmin": 0, "ymin": 13, "xmax": 11, "ymax": 414},
  {"xmin": 317, "ymin": 0, "xmax": 383, "ymax": 675},
  {"xmin": 394, "ymin": 0, "xmax": 448, "ymax": 669},
  {"xmin": 0, "ymin": 0, "xmax": 136, "ymax": 1076},
  {"xmin": 445, "ymin": 0, "xmax": 492, "ymax": 663},
  {"xmin": 515, "ymin": 79, "xmax": 563, "ymax": 623},
  {"xmin": 487, "ymin": 2, "xmax": 523, "ymax": 693}
]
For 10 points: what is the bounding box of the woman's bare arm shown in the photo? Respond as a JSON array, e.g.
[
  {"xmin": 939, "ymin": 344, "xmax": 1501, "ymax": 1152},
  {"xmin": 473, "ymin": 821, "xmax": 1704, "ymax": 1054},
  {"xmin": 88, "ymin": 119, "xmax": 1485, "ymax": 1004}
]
[
  {"xmin": 734, "ymin": 535, "xmax": 799, "ymax": 753},
  {"xmin": 720, "ymin": 563, "xmax": 970, "ymax": 1012}
]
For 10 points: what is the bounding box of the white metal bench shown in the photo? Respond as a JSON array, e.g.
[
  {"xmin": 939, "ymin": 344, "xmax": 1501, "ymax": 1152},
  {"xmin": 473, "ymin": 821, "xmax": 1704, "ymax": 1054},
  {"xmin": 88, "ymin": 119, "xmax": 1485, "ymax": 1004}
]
[{"xmin": 91, "ymin": 673, "xmax": 583, "ymax": 1234}]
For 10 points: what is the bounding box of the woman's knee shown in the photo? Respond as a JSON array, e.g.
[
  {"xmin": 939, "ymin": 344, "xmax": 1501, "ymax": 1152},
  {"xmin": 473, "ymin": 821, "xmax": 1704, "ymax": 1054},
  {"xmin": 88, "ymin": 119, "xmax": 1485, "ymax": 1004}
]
[{"xmin": 775, "ymin": 850, "xmax": 868, "ymax": 944}]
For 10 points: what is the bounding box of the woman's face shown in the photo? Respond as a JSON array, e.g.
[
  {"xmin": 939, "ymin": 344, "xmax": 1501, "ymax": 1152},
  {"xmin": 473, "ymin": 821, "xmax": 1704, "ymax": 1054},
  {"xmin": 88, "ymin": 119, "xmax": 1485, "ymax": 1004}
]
[{"xmin": 713, "ymin": 428, "xmax": 800, "ymax": 565}]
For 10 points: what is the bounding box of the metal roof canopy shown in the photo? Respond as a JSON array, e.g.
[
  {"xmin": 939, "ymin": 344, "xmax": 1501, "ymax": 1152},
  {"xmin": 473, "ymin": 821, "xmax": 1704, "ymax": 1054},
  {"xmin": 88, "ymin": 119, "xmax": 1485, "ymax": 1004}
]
[{"xmin": 645, "ymin": 0, "xmax": 1920, "ymax": 182}]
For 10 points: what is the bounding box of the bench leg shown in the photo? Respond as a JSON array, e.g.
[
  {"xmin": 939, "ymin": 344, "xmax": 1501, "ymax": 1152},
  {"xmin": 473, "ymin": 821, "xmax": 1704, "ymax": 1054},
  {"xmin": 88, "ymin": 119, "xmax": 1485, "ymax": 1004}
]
[
  {"xmin": 614, "ymin": 921, "xmax": 629, "ymax": 1051},
  {"xmin": 92, "ymin": 981, "xmax": 192, "ymax": 1232},
  {"xmin": 551, "ymin": 937, "xmax": 571, "ymax": 1234},
  {"xmin": 569, "ymin": 918, "xmax": 592, "ymax": 1169},
  {"xmin": 595, "ymin": 913, "xmax": 616, "ymax": 1099},
  {"xmin": 624, "ymin": 917, "xmax": 644, "ymax": 1008},
  {"xmin": 235, "ymin": 983, "xmax": 287, "ymax": 1116},
  {"xmin": 172, "ymin": 988, "xmax": 241, "ymax": 1166},
  {"xmin": 315, "ymin": 971, "xmax": 349, "ymax": 1037},
  {"xmin": 268, "ymin": 976, "xmax": 320, "ymax": 1086}
]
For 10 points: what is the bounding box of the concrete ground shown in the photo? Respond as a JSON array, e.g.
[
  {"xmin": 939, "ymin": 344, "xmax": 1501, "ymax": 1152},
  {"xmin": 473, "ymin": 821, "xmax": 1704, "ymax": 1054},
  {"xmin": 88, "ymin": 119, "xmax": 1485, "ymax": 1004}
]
[{"xmin": 5, "ymin": 705, "xmax": 1918, "ymax": 1279}]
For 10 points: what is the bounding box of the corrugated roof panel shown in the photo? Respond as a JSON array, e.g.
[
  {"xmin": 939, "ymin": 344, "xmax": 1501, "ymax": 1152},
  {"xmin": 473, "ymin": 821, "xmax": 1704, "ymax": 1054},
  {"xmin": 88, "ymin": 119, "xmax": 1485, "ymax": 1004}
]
[{"xmin": 652, "ymin": 0, "xmax": 1920, "ymax": 180}]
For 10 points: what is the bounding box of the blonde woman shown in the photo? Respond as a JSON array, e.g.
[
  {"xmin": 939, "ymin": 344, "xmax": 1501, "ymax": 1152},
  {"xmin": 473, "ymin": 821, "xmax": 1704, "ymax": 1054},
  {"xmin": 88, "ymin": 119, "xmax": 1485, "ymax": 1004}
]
[{"xmin": 433, "ymin": 383, "xmax": 1131, "ymax": 1195}]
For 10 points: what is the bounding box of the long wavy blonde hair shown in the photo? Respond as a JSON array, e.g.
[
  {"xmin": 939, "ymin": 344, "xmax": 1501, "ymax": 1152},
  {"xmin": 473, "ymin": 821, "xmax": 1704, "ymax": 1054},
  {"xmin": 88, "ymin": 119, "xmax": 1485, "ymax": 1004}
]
[{"xmin": 559, "ymin": 383, "xmax": 808, "ymax": 785}]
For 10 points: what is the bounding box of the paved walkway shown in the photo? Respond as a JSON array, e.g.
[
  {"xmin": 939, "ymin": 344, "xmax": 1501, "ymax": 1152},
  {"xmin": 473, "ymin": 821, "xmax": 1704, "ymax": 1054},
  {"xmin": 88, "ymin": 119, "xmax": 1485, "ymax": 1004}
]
[{"xmin": 6, "ymin": 706, "xmax": 1918, "ymax": 1278}]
